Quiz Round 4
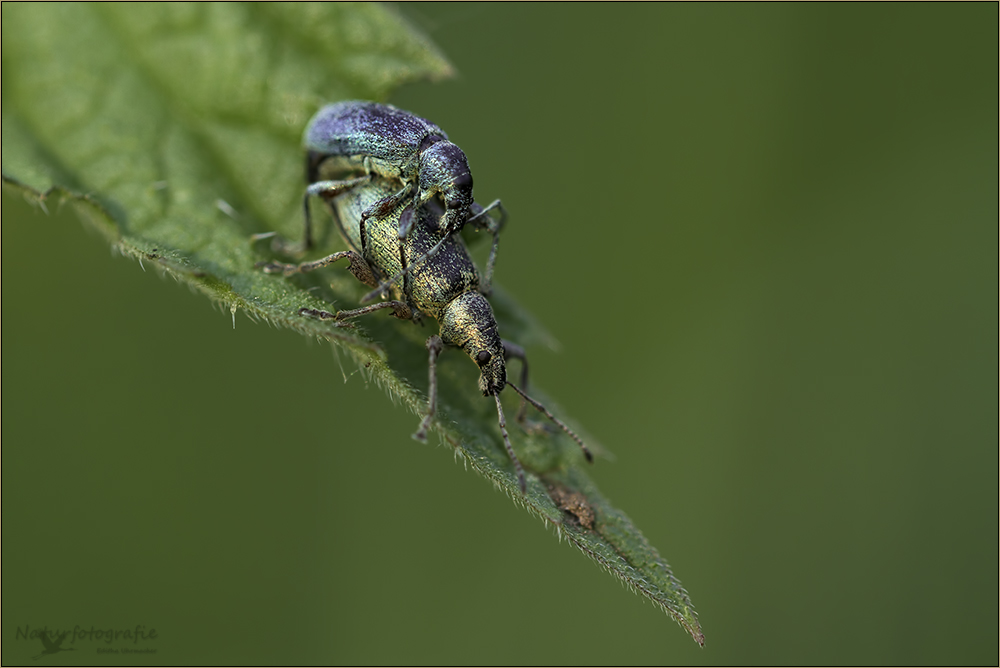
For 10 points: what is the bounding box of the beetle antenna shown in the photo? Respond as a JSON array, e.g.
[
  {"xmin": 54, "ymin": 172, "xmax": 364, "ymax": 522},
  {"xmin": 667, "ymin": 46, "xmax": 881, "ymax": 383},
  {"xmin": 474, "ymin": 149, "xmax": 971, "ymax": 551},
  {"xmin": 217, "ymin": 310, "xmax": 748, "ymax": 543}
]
[
  {"xmin": 495, "ymin": 392, "xmax": 527, "ymax": 493},
  {"xmin": 507, "ymin": 382, "xmax": 593, "ymax": 463}
]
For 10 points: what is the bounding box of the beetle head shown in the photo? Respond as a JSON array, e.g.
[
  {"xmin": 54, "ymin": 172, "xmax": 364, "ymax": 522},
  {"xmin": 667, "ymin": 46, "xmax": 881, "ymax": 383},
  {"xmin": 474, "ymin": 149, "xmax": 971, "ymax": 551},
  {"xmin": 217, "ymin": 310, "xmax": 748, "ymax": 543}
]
[
  {"xmin": 439, "ymin": 291, "xmax": 506, "ymax": 396},
  {"xmin": 418, "ymin": 140, "xmax": 473, "ymax": 233}
]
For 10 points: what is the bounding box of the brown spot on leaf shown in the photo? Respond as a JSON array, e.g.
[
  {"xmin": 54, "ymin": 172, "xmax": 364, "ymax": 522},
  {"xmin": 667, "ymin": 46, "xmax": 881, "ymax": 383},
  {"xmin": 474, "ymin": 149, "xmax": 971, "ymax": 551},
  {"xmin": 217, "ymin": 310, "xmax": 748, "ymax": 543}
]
[{"xmin": 547, "ymin": 482, "xmax": 594, "ymax": 530}]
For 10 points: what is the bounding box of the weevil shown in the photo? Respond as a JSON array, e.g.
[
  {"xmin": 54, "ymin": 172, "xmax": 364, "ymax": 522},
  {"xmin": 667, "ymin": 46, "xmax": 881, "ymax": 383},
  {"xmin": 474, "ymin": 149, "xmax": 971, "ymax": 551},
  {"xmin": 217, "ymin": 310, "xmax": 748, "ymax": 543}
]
[
  {"xmin": 256, "ymin": 177, "xmax": 592, "ymax": 493},
  {"xmin": 269, "ymin": 100, "xmax": 506, "ymax": 305}
]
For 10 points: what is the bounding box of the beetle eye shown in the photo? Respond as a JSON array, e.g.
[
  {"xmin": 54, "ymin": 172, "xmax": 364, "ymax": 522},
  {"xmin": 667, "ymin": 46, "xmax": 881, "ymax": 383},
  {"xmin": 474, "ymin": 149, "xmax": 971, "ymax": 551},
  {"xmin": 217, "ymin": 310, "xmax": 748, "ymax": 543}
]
[{"xmin": 477, "ymin": 351, "xmax": 492, "ymax": 365}]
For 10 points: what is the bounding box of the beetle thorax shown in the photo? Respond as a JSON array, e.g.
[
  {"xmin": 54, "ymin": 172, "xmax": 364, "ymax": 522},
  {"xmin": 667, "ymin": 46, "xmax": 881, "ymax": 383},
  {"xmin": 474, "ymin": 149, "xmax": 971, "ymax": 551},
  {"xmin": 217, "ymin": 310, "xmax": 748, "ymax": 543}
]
[{"xmin": 438, "ymin": 291, "xmax": 506, "ymax": 396}]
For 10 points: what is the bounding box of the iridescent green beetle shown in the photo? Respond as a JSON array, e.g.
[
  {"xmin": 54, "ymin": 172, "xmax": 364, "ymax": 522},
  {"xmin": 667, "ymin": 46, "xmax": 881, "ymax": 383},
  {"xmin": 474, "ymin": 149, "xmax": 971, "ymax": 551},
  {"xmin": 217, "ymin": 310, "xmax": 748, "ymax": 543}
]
[{"xmin": 256, "ymin": 176, "xmax": 592, "ymax": 493}]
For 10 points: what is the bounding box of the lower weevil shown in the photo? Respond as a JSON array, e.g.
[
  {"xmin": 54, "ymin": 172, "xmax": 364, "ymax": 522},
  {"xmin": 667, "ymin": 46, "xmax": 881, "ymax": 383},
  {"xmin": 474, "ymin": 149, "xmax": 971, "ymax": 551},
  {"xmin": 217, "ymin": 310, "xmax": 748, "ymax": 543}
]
[{"xmin": 256, "ymin": 176, "xmax": 591, "ymax": 493}]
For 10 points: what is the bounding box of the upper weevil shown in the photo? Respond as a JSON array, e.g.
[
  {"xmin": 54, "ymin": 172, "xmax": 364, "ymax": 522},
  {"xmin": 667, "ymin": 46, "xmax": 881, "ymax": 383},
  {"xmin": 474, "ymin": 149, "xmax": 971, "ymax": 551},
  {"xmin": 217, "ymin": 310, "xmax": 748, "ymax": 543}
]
[{"xmin": 283, "ymin": 101, "xmax": 505, "ymax": 303}]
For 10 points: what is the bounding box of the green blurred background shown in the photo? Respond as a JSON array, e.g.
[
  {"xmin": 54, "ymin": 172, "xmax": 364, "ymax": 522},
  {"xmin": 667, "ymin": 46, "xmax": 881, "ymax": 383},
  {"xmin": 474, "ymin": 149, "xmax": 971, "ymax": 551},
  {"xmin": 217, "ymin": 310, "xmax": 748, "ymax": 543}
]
[{"xmin": 3, "ymin": 3, "xmax": 996, "ymax": 664}]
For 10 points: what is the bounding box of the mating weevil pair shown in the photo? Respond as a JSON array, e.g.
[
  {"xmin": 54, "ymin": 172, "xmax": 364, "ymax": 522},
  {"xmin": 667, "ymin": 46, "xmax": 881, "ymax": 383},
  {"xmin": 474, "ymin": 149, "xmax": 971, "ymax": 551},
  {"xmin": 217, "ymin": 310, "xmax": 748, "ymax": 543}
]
[{"xmin": 254, "ymin": 101, "xmax": 592, "ymax": 493}]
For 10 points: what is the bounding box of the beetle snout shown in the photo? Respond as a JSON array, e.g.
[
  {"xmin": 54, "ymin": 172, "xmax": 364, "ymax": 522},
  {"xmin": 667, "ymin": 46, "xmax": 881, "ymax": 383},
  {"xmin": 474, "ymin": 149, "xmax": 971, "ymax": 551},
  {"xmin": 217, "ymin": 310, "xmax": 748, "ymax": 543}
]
[{"xmin": 476, "ymin": 351, "xmax": 506, "ymax": 396}]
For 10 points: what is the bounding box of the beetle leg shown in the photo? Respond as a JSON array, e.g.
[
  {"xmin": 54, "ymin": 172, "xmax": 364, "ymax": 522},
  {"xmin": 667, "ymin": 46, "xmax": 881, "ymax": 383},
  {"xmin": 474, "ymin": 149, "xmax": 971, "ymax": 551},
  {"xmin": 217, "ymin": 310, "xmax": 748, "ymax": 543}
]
[
  {"xmin": 413, "ymin": 335, "xmax": 444, "ymax": 442},
  {"xmin": 502, "ymin": 340, "xmax": 530, "ymax": 423},
  {"xmin": 259, "ymin": 243, "xmax": 417, "ymax": 323},
  {"xmin": 360, "ymin": 182, "xmax": 414, "ymax": 227},
  {"xmin": 251, "ymin": 175, "xmax": 372, "ymax": 255},
  {"xmin": 300, "ymin": 299, "xmax": 413, "ymax": 323},
  {"xmin": 328, "ymin": 300, "xmax": 412, "ymax": 321},
  {"xmin": 307, "ymin": 175, "xmax": 374, "ymax": 201},
  {"xmin": 466, "ymin": 200, "xmax": 506, "ymax": 295},
  {"xmin": 254, "ymin": 175, "xmax": 374, "ymax": 255},
  {"xmin": 257, "ymin": 249, "xmax": 379, "ymax": 289},
  {"xmin": 494, "ymin": 392, "xmax": 527, "ymax": 493},
  {"xmin": 465, "ymin": 200, "xmax": 506, "ymax": 295},
  {"xmin": 397, "ymin": 206, "xmax": 414, "ymax": 312}
]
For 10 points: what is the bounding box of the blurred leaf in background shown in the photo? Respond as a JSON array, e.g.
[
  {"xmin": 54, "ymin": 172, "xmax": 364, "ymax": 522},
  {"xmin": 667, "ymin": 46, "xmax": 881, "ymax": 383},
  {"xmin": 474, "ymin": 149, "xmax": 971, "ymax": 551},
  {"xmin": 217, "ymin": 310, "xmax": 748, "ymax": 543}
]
[{"xmin": 3, "ymin": 2, "xmax": 997, "ymax": 665}]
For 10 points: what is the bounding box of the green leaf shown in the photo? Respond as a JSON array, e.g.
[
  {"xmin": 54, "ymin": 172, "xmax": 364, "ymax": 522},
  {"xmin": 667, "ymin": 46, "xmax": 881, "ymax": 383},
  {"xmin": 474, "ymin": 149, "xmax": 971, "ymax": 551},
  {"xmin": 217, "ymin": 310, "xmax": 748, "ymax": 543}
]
[{"xmin": 2, "ymin": 2, "xmax": 702, "ymax": 645}]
